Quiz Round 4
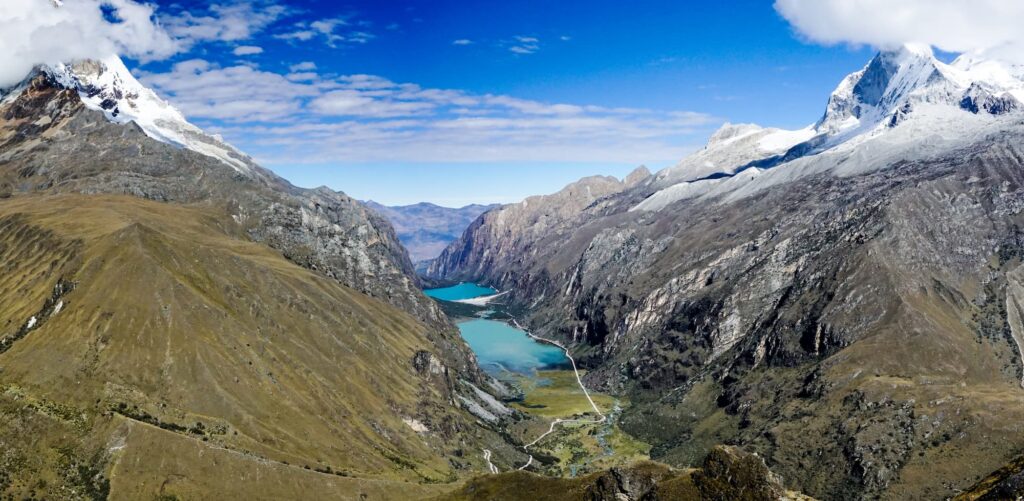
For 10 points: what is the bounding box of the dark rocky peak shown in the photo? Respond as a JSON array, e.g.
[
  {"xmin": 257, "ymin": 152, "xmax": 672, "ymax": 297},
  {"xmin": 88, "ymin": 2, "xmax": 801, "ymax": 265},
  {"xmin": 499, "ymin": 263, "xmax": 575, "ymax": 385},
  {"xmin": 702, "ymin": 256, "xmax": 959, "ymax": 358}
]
[
  {"xmin": 852, "ymin": 48, "xmax": 904, "ymax": 109},
  {"xmin": 961, "ymin": 82, "xmax": 1022, "ymax": 115}
]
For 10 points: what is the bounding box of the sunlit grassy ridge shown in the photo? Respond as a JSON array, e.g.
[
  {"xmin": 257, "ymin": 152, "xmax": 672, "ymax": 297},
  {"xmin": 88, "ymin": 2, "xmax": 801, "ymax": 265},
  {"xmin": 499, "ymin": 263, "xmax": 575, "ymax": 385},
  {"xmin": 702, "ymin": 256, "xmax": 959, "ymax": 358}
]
[{"xmin": 0, "ymin": 194, "xmax": 488, "ymax": 500}]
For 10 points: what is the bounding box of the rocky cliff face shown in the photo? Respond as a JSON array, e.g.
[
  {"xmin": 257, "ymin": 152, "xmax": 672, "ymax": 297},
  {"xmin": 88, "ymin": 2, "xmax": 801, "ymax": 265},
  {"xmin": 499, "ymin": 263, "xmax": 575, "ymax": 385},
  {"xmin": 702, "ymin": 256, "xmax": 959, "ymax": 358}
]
[{"xmin": 425, "ymin": 47, "xmax": 1024, "ymax": 499}]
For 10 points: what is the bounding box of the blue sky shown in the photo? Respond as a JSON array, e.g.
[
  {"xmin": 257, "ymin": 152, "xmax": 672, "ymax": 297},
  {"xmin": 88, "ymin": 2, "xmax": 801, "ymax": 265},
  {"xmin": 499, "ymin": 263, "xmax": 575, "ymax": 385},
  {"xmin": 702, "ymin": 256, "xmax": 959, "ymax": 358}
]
[{"xmin": 131, "ymin": 0, "xmax": 881, "ymax": 206}]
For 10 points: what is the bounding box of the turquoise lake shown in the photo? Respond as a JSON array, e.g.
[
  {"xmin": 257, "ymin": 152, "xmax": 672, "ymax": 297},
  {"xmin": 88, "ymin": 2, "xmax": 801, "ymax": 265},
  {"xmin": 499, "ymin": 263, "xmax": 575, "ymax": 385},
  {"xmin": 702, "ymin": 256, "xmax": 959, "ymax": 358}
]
[
  {"xmin": 457, "ymin": 319, "xmax": 570, "ymax": 374},
  {"xmin": 423, "ymin": 283, "xmax": 497, "ymax": 301},
  {"xmin": 423, "ymin": 283, "xmax": 569, "ymax": 374}
]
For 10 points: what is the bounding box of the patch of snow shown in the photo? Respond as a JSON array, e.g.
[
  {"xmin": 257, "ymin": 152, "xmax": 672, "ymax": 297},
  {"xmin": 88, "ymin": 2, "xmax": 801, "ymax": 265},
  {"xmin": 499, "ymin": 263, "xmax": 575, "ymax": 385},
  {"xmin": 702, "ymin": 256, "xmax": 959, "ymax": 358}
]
[
  {"xmin": 402, "ymin": 418, "xmax": 429, "ymax": 433},
  {"xmin": 653, "ymin": 122, "xmax": 804, "ymax": 188},
  {"xmin": 631, "ymin": 179, "xmax": 723, "ymax": 212},
  {"xmin": 757, "ymin": 126, "xmax": 815, "ymax": 152},
  {"xmin": 51, "ymin": 300, "xmax": 63, "ymax": 316},
  {"xmin": 26, "ymin": 316, "xmax": 37, "ymax": 330}
]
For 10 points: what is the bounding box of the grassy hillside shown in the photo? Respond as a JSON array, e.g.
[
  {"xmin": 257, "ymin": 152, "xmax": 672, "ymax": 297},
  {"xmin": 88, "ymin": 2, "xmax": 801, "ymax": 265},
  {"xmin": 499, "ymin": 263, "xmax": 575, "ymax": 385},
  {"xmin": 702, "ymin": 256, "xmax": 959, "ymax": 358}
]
[
  {"xmin": 434, "ymin": 447, "xmax": 814, "ymax": 501},
  {"xmin": 0, "ymin": 194, "xmax": 499, "ymax": 500}
]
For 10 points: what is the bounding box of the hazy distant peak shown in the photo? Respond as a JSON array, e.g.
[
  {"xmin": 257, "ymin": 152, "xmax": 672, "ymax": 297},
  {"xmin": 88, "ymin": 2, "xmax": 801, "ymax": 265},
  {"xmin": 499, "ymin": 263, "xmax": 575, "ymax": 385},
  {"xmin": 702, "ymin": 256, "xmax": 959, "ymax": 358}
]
[{"xmin": 624, "ymin": 166, "xmax": 652, "ymax": 187}]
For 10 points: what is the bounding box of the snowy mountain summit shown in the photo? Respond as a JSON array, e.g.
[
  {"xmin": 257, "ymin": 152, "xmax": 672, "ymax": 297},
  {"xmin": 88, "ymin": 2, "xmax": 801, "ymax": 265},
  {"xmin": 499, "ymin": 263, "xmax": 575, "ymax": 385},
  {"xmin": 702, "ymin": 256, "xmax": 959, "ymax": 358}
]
[
  {"xmin": 1, "ymin": 55, "xmax": 253, "ymax": 174},
  {"xmin": 639, "ymin": 44, "xmax": 1024, "ymax": 211},
  {"xmin": 820, "ymin": 43, "xmax": 1021, "ymax": 138}
]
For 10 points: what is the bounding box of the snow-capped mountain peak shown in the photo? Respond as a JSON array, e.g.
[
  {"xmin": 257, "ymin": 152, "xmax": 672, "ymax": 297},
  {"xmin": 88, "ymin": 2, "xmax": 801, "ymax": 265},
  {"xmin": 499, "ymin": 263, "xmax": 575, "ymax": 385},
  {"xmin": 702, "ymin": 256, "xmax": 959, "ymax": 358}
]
[
  {"xmin": 816, "ymin": 43, "xmax": 953, "ymax": 135},
  {"xmin": 817, "ymin": 44, "xmax": 1024, "ymax": 138},
  {"xmin": 40, "ymin": 55, "xmax": 253, "ymax": 174},
  {"xmin": 637, "ymin": 45, "xmax": 1024, "ymax": 212}
]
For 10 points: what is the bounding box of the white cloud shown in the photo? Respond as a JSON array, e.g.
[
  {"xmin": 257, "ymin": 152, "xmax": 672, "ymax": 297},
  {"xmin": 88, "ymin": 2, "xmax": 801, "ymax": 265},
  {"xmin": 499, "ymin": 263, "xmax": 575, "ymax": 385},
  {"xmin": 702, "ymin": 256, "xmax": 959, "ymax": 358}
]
[
  {"xmin": 347, "ymin": 32, "xmax": 375, "ymax": 44},
  {"xmin": 140, "ymin": 59, "xmax": 320, "ymax": 122},
  {"xmin": 233, "ymin": 45, "xmax": 264, "ymax": 56},
  {"xmin": 218, "ymin": 106, "xmax": 712, "ymax": 165},
  {"xmin": 310, "ymin": 18, "xmax": 346, "ymax": 35},
  {"xmin": 775, "ymin": 0, "xmax": 1024, "ymax": 60},
  {"xmin": 275, "ymin": 30, "xmax": 316, "ymax": 42},
  {"xmin": 453, "ymin": 39, "xmax": 473, "ymax": 46},
  {"xmin": 290, "ymin": 61, "xmax": 317, "ymax": 72},
  {"xmin": 509, "ymin": 35, "xmax": 540, "ymax": 54},
  {"xmin": 163, "ymin": 1, "xmax": 289, "ymax": 47},
  {"xmin": 141, "ymin": 61, "xmax": 715, "ymax": 165},
  {"xmin": 310, "ymin": 90, "xmax": 437, "ymax": 117},
  {"xmin": 276, "ymin": 17, "xmax": 374, "ymax": 47},
  {"xmin": 286, "ymin": 72, "xmax": 318, "ymax": 82},
  {"xmin": 0, "ymin": 0, "xmax": 179, "ymax": 88}
]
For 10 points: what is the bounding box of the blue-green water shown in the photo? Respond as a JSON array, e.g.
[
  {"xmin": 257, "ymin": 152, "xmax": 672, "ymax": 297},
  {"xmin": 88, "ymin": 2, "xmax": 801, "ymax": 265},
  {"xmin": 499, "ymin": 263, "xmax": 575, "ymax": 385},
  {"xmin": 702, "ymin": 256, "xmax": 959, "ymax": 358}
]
[
  {"xmin": 458, "ymin": 319, "xmax": 570, "ymax": 374},
  {"xmin": 424, "ymin": 283, "xmax": 569, "ymax": 374},
  {"xmin": 423, "ymin": 283, "xmax": 497, "ymax": 301}
]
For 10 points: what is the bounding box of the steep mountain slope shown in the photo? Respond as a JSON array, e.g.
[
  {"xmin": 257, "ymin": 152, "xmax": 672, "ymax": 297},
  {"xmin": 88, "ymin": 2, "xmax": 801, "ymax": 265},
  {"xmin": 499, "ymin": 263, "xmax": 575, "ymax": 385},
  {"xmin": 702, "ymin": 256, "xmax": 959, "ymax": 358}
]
[
  {"xmin": 956, "ymin": 454, "xmax": 1024, "ymax": 500},
  {"xmin": 425, "ymin": 46, "xmax": 1024, "ymax": 499},
  {"xmin": 0, "ymin": 195, "xmax": 518, "ymax": 500},
  {"xmin": 0, "ymin": 57, "xmax": 444, "ymax": 329},
  {"xmin": 0, "ymin": 57, "xmax": 534, "ymax": 498},
  {"xmin": 364, "ymin": 201, "xmax": 498, "ymax": 263}
]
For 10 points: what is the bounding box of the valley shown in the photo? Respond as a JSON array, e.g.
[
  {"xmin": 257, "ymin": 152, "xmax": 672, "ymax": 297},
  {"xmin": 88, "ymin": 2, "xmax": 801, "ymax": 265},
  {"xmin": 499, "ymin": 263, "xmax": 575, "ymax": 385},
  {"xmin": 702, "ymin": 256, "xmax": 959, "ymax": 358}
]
[
  {"xmin": 6, "ymin": 1, "xmax": 1024, "ymax": 499},
  {"xmin": 422, "ymin": 284, "xmax": 653, "ymax": 479},
  {"xmin": 420, "ymin": 43, "xmax": 1024, "ymax": 500},
  {"xmin": 365, "ymin": 203, "xmax": 500, "ymax": 264}
]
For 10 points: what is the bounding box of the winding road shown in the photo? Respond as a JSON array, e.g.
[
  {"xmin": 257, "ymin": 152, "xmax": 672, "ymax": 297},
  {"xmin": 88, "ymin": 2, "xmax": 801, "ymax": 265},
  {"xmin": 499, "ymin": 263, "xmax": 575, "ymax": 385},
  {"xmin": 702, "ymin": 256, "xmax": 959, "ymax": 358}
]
[{"xmin": 486, "ymin": 319, "xmax": 607, "ymax": 473}]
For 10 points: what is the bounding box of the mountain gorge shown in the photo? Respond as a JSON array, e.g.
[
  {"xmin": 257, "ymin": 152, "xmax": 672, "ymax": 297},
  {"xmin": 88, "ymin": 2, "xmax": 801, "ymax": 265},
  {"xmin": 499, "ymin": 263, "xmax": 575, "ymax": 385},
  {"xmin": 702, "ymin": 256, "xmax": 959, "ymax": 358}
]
[
  {"xmin": 0, "ymin": 56, "xmax": 532, "ymax": 499},
  {"xmin": 425, "ymin": 45, "xmax": 1024, "ymax": 499}
]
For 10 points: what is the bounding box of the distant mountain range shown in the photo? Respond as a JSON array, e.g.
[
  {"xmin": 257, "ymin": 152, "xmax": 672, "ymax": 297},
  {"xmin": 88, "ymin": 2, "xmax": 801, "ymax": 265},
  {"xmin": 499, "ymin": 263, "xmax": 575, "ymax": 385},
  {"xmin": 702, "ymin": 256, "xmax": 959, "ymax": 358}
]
[{"xmin": 365, "ymin": 201, "xmax": 499, "ymax": 263}]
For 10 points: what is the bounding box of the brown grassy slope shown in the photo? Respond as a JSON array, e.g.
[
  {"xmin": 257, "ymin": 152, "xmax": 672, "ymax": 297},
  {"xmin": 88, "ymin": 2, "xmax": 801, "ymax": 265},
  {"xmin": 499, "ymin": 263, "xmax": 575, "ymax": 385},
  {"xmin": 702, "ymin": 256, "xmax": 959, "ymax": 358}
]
[{"xmin": 0, "ymin": 194, "xmax": 488, "ymax": 500}]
